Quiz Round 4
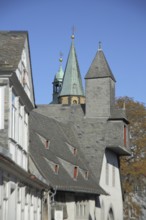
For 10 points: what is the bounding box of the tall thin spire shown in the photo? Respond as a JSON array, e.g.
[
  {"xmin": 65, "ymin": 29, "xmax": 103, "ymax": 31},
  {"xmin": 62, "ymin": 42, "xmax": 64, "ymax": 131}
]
[{"xmin": 59, "ymin": 33, "xmax": 85, "ymax": 105}]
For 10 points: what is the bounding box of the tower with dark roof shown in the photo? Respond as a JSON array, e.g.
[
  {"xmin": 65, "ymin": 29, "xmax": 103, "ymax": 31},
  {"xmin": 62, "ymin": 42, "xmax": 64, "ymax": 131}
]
[
  {"xmin": 85, "ymin": 42, "xmax": 116, "ymax": 118},
  {"xmin": 58, "ymin": 35, "xmax": 85, "ymax": 104}
]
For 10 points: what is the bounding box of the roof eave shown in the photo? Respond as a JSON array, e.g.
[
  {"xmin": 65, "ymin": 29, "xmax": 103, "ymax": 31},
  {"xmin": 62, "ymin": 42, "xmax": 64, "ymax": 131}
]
[{"xmin": 106, "ymin": 145, "xmax": 131, "ymax": 156}]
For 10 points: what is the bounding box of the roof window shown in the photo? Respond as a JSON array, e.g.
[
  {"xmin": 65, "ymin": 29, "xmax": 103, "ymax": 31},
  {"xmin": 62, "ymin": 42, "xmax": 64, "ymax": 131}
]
[
  {"xmin": 73, "ymin": 148, "xmax": 77, "ymax": 155},
  {"xmin": 85, "ymin": 171, "xmax": 89, "ymax": 180},
  {"xmin": 66, "ymin": 142, "xmax": 77, "ymax": 156},
  {"xmin": 37, "ymin": 133, "xmax": 50, "ymax": 149},
  {"xmin": 73, "ymin": 166, "xmax": 78, "ymax": 180},
  {"xmin": 45, "ymin": 139, "xmax": 50, "ymax": 149},
  {"xmin": 54, "ymin": 164, "xmax": 59, "ymax": 174}
]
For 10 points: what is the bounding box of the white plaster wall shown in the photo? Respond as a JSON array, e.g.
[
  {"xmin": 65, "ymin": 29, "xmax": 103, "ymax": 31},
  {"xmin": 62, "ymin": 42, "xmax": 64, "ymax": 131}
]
[
  {"xmin": 65, "ymin": 194, "xmax": 75, "ymax": 220},
  {"xmin": 89, "ymin": 200, "xmax": 95, "ymax": 220},
  {"xmin": 0, "ymin": 169, "xmax": 43, "ymax": 220},
  {"xmin": 98, "ymin": 151, "xmax": 123, "ymax": 220},
  {"xmin": 0, "ymin": 86, "xmax": 5, "ymax": 129},
  {"xmin": 65, "ymin": 194, "xmax": 95, "ymax": 220},
  {"xmin": 8, "ymin": 88, "xmax": 29, "ymax": 171}
]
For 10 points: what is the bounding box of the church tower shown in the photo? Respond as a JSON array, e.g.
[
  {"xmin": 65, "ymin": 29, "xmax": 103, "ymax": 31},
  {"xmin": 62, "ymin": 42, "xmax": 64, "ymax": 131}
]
[
  {"xmin": 52, "ymin": 56, "xmax": 64, "ymax": 103},
  {"xmin": 85, "ymin": 42, "xmax": 116, "ymax": 118},
  {"xmin": 58, "ymin": 34, "xmax": 85, "ymax": 104}
]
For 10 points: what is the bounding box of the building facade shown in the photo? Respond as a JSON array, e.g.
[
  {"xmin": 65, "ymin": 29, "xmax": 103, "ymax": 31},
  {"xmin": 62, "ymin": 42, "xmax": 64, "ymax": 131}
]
[
  {"xmin": 0, "ymin": 32, "xmax": 49, "ymax": 220},
  {"xmin": 0, "ymin": 31, "xmax": 130, "ymax": 220}
]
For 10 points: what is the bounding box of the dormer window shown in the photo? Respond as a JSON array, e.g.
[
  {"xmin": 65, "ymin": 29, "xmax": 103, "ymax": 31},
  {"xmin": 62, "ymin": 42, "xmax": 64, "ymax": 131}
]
[
  {"xmin": 73, "ymin": 148, "xmax": 77, "ymax": 155},
  {"xmin": 85, "ymin": 171, "xmax": 89, "ymax": 180},
  {"xmin": 66, "ymin": 142, "xmax": 77, "ymax": 156},
  {"xmin": 45, "ymin": 140, "xmax": 50, "ymax": 149},
  {"xmin": 54, "ymin": 164, "xmax": 59, "ymax": 174},
  {"xmin": 37, "ymin": 133, "xmax": 50, "ymax": 149},
  {"xmin": 44, "ymin": 157, "xmax": 59, "ymax": 175},
  {"xmin": 74, "ymin": 166, "xmax": 78, "ymax": 179}
]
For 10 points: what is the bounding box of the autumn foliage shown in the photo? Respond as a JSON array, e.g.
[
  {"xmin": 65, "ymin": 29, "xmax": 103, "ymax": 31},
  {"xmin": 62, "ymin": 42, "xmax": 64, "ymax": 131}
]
[{"xmin": 116, "ymin": 97, "xmax": 146, "ymax": 219}]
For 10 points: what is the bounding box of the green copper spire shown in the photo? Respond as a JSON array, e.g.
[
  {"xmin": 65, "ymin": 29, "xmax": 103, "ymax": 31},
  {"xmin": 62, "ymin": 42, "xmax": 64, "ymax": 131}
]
[
  {"xmin": 52, "ymin": 55, "xmax": 64, "ymax": 103},
  {"xmin": 54, "ymin": 54, "xmax": 64, "ymax": 83},
  {"xmin": 59, "ymin": 35, "xmax": 84, "ymax": 98}
]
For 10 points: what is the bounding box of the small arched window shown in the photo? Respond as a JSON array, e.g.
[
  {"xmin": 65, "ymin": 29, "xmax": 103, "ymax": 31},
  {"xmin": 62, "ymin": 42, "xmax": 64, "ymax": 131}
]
[{"xmin": 73, "ymin": 100, "xmax": 77, "ymax": 104}]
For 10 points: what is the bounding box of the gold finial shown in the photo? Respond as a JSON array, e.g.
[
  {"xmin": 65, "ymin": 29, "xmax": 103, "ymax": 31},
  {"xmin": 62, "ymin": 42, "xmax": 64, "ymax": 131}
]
[
  {"xmin": 98, "ymin": 41, "xmax": 102, "ymax": 51},
  {"xmin": 59, "ymin": 52, "xmax": 63, "ymax": 63},
  {"xmin": 71, "ymin": 25, "xmax": 76, "ymax": 40}
]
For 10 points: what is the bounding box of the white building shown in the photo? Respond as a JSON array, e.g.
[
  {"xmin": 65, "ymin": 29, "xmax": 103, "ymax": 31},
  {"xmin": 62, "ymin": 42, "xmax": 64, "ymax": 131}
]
[
  {"xmin": 0, "ymin": 31, "xmax": 130, "ymax": 220},
  {"xmin": 0, "ymin": 31, "xmax": 49, "ymax": 220}
]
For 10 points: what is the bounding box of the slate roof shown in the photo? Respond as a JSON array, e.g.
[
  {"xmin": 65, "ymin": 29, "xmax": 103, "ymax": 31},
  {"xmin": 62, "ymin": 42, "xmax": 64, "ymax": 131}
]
[
  {"xmin": 29, "ymin": 103, "xmax": 130, "ymax": 194},
  {"xmin": 0, "ymin": 31, "xmax": 35, "ymax": 110},
  {"xmin": 85, "ymin": 48, "xmax": 116, "ymax": 81},
  {"xmin": 29, "ymin": 110, "xmax": 107, "ymax": 195},
  {"xmin": 0, "ymin": 31, "xmax": 27, "ymax": 72},
  {"xmin": 59, "ymin": 39, "xmax": 84, "ymax": 97}
]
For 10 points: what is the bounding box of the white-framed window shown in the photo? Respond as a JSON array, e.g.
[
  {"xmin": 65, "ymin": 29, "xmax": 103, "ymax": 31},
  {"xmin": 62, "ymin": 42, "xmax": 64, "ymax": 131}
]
[
  {"xmin": 9, "ymin": 89, "xmax": 29, "ymax": 170},
  {"xmin": 24, "ymin": 112, "xmax": 28, "ymax": 152},
  {"xmin": 0, "ymin": 86, "xmax": 5, "ymax": 129},
  {"xmin": 11, "ymin": 92, "xmax": 17, "ymax": 140},
  {"xmin": 17, "ymin": 147, "xmax": 22, "ymax": 167},
  {"xmin": 18, "ymin": 104, "xmax": 23, "ymax": 146},
  {"xmin": 75, "ymin": 200, "xmax": 88, "ymax": 218}
]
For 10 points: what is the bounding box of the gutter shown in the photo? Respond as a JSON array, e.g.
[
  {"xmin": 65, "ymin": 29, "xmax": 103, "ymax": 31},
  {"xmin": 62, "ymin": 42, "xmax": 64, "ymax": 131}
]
[{"xmin": 0, "ymin": 153, "xmax": 50, "ymax": 190}]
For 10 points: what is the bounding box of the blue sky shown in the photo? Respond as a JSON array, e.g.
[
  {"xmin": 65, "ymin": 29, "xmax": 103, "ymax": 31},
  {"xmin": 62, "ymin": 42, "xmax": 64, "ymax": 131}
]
[{"xmin": 0, "ymin": 0, "xmax": 146, "ymax": 105}]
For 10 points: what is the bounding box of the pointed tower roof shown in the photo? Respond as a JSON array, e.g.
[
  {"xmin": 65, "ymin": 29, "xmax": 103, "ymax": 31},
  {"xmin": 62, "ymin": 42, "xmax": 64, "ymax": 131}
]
[
  {"xmin": 54, "ymin": 65, "xmax": 64, "ymax": 82},
  {"xmin": 54, "ymin": 56, "xmax": 64, "ymax": 83},
  {"xmin": 59, "ymin": 35, "xmax": 84, "ymax": 97},
  {"xmin": 85, "ymin": 42, "xmax": 116, "ymax": 82}
]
